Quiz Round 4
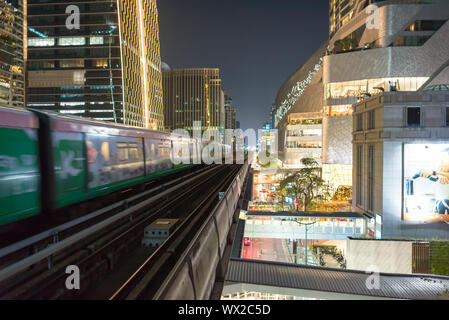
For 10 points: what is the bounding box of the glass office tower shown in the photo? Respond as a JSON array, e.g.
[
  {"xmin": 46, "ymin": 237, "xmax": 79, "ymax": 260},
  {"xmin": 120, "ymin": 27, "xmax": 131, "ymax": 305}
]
[
  {"xmin": 26, "ymin": 0, "xmax": 164, "ymax": 130},
  {"xmin": 0, "ymin": 0, "xmax": 25, "ymax": 108},
  {"xmin": 162, "ymin": 68, "xmax": 225, "ymax": 136}
]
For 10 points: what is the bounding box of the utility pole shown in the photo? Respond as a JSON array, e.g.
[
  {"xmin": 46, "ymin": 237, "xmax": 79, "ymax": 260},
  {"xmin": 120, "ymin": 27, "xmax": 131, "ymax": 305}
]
[{"xmin": 293, "ymin": 219, "xmax": 316, "ymax": 265}]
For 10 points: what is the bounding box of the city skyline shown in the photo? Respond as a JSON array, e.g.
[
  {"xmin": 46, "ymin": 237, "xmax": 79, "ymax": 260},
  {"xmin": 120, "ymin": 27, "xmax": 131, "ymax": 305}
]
[
  {"xmin": 158, "ymin": 0, "xmax": 329, "ymax": 131},
  {"xmin": 1, "ymin": 0, "xmax": 449, "ymax": 305}
]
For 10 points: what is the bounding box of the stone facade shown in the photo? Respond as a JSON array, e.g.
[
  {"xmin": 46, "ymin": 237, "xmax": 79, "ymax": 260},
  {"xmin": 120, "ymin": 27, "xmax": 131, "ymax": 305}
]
[{"xmin": 352, "ymin": 91, "xmax": 449, "ymax": 240}]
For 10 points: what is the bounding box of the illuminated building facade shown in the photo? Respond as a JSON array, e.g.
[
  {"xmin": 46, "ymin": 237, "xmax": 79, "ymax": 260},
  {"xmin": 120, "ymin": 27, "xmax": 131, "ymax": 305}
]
[
  {"xmin": 323, "ymin": 0, "xmax": 449, "ymax": 194},
  {"xmin": 162, "ymin": 68, "xmax": 225, "ymax": 136},
  {"xmin": 329, "ymin": 0, "xmax": 387, "ymax": 38},
  {"xmin": 0, "ymin": 0, "xmax": 25, "ymax": 108},
  {"xmin": 273, "ymin": 42, "xmax": 328, "ymax": 169},
  {"xmin": 26, "ymin": 0, "xmax": 164, "ymax": 130},
  {"xmin": 224, "ymin": 94, "xmax": 237, "ymax": 130},
  {"xmin": 352, "ymin": 90, "xmax": 449, "ymax": 240},
  {"xmin": 283, "ymin": 112, "xmax": 322, "ymax": 169}
]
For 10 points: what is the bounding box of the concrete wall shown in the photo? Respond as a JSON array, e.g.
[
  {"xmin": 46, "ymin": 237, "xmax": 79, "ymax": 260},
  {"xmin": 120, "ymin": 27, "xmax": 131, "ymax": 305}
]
[
  {"xmin": 322, "ymin": 115, "xmax": 353, "ymax": 165},
  {"xmin": 346, "ymin": 239, "xmax": 413, "ymax": 274},
  {"xmin": 324, "ymin": 3, "xmax": 449, "ymax": 84},
  {"xmin": 352, "ymin": 92, "xmax": 449, "ymax": 240}
]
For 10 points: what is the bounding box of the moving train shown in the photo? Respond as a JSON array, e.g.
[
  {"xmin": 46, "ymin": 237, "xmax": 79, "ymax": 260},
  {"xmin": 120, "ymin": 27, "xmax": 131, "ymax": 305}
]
[{"xmin": 0, "ymin": 106, "xmax": 221, "ymax": 226}]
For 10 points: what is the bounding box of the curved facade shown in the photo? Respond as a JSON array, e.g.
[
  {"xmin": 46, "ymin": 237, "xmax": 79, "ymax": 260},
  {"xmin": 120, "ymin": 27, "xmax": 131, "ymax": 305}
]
[
  {"xmin": 273, "ymin": 42, "xmax": 328, "ymax": 167},
  {"xmin": 322, "ymin": 0, "xmax": 449, "ymax": 194},
  {"xmin": 274, "ymin": 41, "xmax": 328, "ymax": 127},
  {"xmin": 324, "ymin": 1, "xmax": 449, "ymax": 101}
]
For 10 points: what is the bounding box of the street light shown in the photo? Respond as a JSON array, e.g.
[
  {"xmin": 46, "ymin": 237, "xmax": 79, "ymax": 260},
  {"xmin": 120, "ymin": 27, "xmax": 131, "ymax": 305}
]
[{"xmin": 292, "ymin": 219, "xmax": 316, "ymax": 265}]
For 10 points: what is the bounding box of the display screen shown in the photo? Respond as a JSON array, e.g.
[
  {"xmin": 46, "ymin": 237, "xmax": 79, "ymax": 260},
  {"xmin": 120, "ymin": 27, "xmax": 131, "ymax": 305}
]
[{"xmin": 404, "ymin": 144, "xmax": 449, "ymax": 222}]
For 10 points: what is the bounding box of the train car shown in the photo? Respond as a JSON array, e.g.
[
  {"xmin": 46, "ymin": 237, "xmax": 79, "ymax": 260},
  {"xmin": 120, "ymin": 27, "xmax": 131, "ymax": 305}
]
[
  {"xmin": 0, "ymin": 106, "xmax": 233, "ymax": 227},
  {"xmin": 0, "ymin": 106, "xmax": 41, "ymax": 225},
  {"xmin": 34, "ymin": 110, "xmax": 197, "ymax": 214},
  {"xmin": 0, "ymin": 106, "xmax": 199, "ymax": 226}
]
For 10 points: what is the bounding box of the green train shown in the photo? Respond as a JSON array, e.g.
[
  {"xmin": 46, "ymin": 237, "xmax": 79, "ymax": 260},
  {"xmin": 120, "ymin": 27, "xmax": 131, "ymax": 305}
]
[{"xmin": 0, "ymin": 106, "xmax": 203, "ymax": 226}]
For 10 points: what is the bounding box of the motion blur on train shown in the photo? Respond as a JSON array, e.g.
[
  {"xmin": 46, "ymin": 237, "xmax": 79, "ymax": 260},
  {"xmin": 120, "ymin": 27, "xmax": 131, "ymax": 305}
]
[{"xmin": 0, "ymin": 106, "xmax": 236, "ymax": 227}]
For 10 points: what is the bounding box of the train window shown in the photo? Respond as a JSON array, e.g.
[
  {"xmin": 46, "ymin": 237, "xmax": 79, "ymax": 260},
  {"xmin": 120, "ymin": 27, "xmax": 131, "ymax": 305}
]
[
  {"xmin": 86, "ymin": 141, "xmax": 97, "ymax": 163},
  {"xmin": 158, "ymin": 143, "xmax": 170, "ymax": 157},
  {"xmin": 101, "ymin": 142, "xmax": 110, "ymax": 162},
  {"xmin": 128, "ymin": 143, "xmax": 139, "ymax": 161},
  {"xmin": 151, "ymin": 143, "xmax": 156, "ymax": 155},
  {"xmin": 116, "ymin": 142, "xmax": 128, "ymax": 162}
]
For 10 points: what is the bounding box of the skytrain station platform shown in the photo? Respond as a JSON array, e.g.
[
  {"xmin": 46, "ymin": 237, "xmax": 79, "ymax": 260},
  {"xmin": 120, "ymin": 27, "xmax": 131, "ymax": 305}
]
[{"xmin": 221, "ymin": 258, "xmax": 449, "ymax": 300}]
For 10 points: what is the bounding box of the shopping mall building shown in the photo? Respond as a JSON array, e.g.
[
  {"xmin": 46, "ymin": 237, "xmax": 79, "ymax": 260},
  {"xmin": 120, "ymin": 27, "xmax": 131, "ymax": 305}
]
[{"xmin": 273, "ymin": 0, "xmax": 449, "ymax": 238}]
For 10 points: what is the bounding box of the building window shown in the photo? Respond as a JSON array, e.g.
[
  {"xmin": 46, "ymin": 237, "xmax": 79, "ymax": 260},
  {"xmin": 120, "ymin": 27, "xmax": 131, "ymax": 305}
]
[
  {"xmin": 407, "ymin": 107, "xmax": 421, "ymax": 127},
  {"xmin": 446, "ymin": 107, "xmax": 449, "ymax": 127},
  {"xmin": 356, "ymin": 113, "xmax": 363, "ymax": 131},
  {"xmin": 356, "ymin": 145, "xmax": 363, "ymax": 206},
  {"xmin": 94, "ymin": 59, "xmax": 108, "ymax": 68},
  {"xmin": 73, "ymin": 70, "xmax": 85, "ymax": 85},
  {"xmin": 28, "ymin": 60, "xmax": 55, "ymax": 69},
  {"xmin": 28, "ymin": 37, "xmax": 55, "ymax": 47},
  {"xmin": 406, "ymin": 20, "xmax": 446, "ymax": 32},
  {"xmin": 89, "ymin": 36, "xmax": 104, "ymax": 45},
  {"xmin": 367, "ymin": 145, "xmax": 375, "ymax": 212},
  {"xmin": 60, "ymin": 59, "xmax": 84, "ymax": 68},
  {"xmin": 392, "ymin": 35, "xmax": 431, "ymax": 47},
  {"xmin": 367, "ymin": 110, "xmax": 375, "ymax": 129},
  {"xmin": 58, "ymin": 37, "xmax": 86, "ymax": 46}
]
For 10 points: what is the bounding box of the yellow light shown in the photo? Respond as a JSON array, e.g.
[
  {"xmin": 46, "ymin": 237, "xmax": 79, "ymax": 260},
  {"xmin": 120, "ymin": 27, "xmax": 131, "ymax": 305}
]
[
  {"xmin": 137, "ymin": 0, "xmax": 149, "ymax": 129},
  {"xmin": 116, "ymin": 0, "xmax": 126, "ymax": 124}
]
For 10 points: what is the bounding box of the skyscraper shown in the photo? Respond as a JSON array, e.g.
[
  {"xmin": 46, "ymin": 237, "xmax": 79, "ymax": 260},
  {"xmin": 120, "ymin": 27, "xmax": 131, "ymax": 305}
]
[
  {"xmin": 0, "ymin": 0, "xmax": 25, "ymax": 108},
  {"xmin": 26, "ymin": 0, "xmax": 164, "ymax": 130},
  {"xmin": 224, "ymin": 94, "xmax": 236, "ymax": 130},
  {"xmin": 162, "ymin": 68, "xmax": 225, "ymax": 136}
]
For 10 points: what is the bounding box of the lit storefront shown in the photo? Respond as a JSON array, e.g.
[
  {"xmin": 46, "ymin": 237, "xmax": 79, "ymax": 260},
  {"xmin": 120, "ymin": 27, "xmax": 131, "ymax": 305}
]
[
  {"xmin": 283, "ymin": 112, "xmax": 322, "ymax": 168},
  {"xmin": 325, "ymin": 77, "xmax": 429, "ymax": 100}
]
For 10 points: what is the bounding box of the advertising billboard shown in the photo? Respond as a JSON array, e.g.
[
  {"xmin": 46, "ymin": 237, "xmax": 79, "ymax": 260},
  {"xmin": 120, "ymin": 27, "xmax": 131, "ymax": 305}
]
[{"xmin": 404, "ymin": 144, "xmax": 449, "ymax": 222}]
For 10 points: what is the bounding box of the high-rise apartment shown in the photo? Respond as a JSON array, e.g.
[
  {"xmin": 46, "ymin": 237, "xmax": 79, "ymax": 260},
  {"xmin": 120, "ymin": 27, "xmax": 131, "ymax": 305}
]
[
  {"xmin": 26, "ymin": 0, "xmax": 164, "ymax": 130},
  {"xmin": 0, "ymin": 0, "xmax": 25, "ymax": 108},
  {"xmin": 162, "ymin": 68, "xmax": 225, "ymax": 136}
]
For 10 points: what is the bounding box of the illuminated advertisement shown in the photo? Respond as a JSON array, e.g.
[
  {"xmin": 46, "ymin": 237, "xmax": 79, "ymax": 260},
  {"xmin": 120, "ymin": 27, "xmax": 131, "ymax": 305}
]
[{"xmin": 404, "ymin": 144, "xmax": 449, "ymax": 222}]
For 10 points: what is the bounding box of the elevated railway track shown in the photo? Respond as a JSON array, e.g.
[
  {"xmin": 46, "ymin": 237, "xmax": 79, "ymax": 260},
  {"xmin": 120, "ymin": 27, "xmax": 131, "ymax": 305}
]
[{"xmin": 0, "ymin": 162, "xmax": 249, "ymax": 300}]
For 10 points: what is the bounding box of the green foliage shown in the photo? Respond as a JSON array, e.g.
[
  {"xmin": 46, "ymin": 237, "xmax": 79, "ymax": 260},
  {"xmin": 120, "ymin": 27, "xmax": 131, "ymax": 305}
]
[
  {"xmin": 279, "ymin": 157, "xmax": 329, "ymax": 211},
  {"xmin": 333, "ymin": 185, "xmax": 352, "ymax": 201},
  {"xmin": 334, "ymin": 37, "xmax": 359, "ymax": 53},
  {"xmin": 430, "ymin": 241, "xmax": 449, "ymax": 276}
]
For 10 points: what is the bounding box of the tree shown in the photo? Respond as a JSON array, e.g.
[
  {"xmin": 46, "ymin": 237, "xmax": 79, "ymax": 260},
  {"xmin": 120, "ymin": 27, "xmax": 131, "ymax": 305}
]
[
  {"xmin": 280, "ymin": 157, "xmax": 328, "ymax": 211},
  {"xmin": 274, "ymin": 184, "xmax": 287, "ymax": 210}
]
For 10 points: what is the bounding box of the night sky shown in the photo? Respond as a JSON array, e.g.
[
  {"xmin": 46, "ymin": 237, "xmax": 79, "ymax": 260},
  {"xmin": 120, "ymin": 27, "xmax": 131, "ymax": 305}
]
[{"xmin": 158, "ymin": 0, "xmax": 329, "ymax": 131}]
